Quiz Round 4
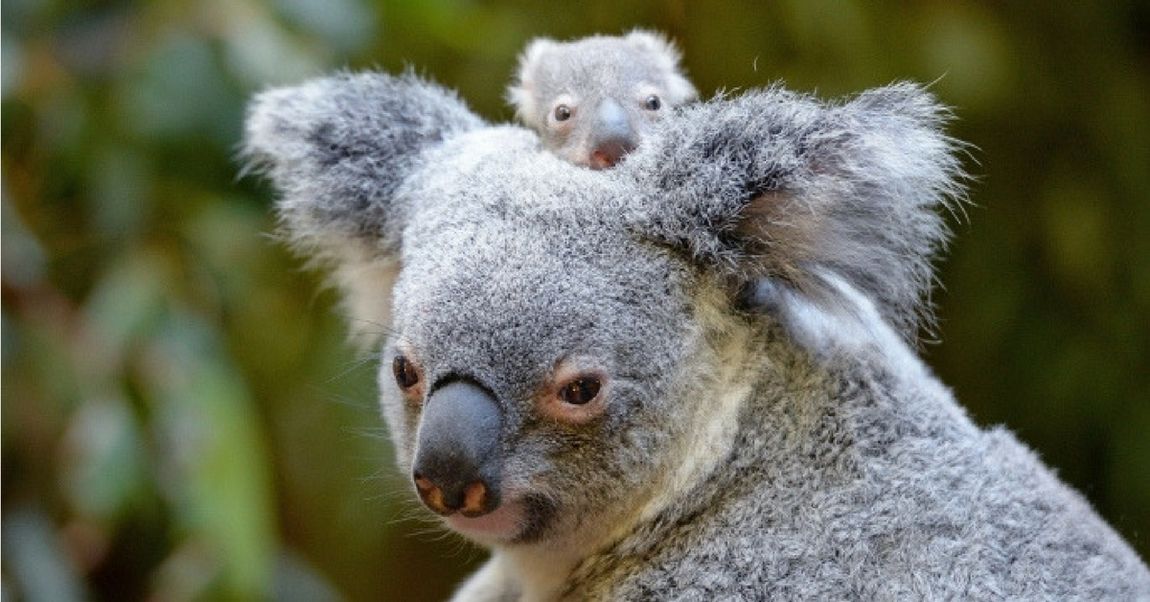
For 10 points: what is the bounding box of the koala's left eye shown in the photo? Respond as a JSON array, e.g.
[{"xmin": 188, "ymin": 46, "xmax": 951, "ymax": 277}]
[
  {"xmin": 644, "ymin": 95, "xmax": 662, "ymax": 111},
  {"xmin": 393, "ymin": 355, "xmax": 421, "ymax": 391},
  {"xmin": 559, "ymin": 377, "xmax": 601, "ymax": 405}
]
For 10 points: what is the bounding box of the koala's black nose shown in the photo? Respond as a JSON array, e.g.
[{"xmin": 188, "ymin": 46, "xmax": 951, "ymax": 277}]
[{"xmin": 411, "ymin": 380, "xmax": 502, "ymax": 517}]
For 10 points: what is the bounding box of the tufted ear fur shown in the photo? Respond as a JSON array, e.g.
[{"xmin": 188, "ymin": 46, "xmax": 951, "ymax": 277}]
[
  {"xmin": 506, "ymin": 38, "xmax": 558, "ymax": 128},
  {"xmin": 626, "ymin": 83, "xmax": 967, "ymax": 341},
  {"xmin": 623, "ymin": 29, "xmax": 698, "ymax": 105},
  {"xmin": 242, "ymin": 71, "xmax": 484, "ymax": 344},
  {"xmin": 243, "ymin": 70, "xmax": 484, "ymax": 259}
]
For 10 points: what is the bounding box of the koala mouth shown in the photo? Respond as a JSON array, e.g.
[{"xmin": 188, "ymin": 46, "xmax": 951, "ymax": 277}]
[
  {"xmin": 446, "ymin": 499, "xmax": 526, "ymax": 541},
  {"xmin": 444, "ymin": 494, "xmax": 557, "ymax": 544}
]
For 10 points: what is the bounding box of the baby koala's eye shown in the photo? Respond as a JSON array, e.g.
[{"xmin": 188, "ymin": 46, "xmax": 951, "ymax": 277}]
[
  {"xmin": 553, "ymin": 104, "xmax": 572, "ymax": 122},
  {"xmin": 393, "ymin": 355, "xmax": 420, "ymax": 391},
  {"xmin": 644, "ymin": 95, "xmax": 662, "ymax": 111},
  {"xmin": 558, "ymin": 377, "xmax": 601, "ymax": 406}
]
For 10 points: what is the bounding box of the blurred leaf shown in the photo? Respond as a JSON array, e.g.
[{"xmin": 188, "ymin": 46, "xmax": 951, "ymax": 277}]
[
  {"xmin": 149, "ymin": 540, "xmax": 221, "ymax": 602},
  {"xmin": 0, "ymin": 0, "xmax": 51, "ymax": 35},
  {"xmin": 2, "ymin": 190, "xmax": 47, "ymax": 288},
  {"xmin": 2, "ymin": 34, "xmax": 25, "ymax": 96},
  {"xmin": 59, "ymin": 396, "xmax": 148, "ymax": 521},
  {"xmin": 273, "ymin": 0, "xmax": 376, "ymax": 55},
  {"xmin": 1042, "ymin": 175, "xmax": 1112, "ymax": 296},
  {"xmin": 52, "ymin": 9, "xmax": 131, "ymax": 80},
  {"xmin": 6, "ymin": 300, "xmax": 83, "ymax": 417},
  {"xmin": 36, "ymin": 88, "xmax": 90, "ymax": 162},
  {"xmin": 220, "ymin": 3, "xmax": 328, "ymax": 87},
  {"xmin": 88, "ymin": 145, "xmax": 151, "ymax": 240},
  {"xmin": 118, "ymin": 32, "xmax": 241, "ymax": 146},
  {"xmin": 272, "ymin": 550, "xmax": 345, "ymax": 602},
  {"xmin": 182, "ymin": 197, "xmax": 271, "ymax": 301},
  {"xmin": 1108, "ymin": 399, "xmax": 1150, "ymax": 544},
  {"xmin": 916, "ymin": 4, "xmax": 1015, "ymax": 110},
  {"xmin": 181, "ymin": 198, "xmax": 317, "ymax": 376},
  {"xmin": 2, "ymin": 508, "xmax": 87, "ymax": 602},
  {"xmin": 82, "ymin": 250, "xmax": 170, "ymax": 370},
  {"xmin": 143, "ymin": 313, "xmax": 277, "ymax": 598}
]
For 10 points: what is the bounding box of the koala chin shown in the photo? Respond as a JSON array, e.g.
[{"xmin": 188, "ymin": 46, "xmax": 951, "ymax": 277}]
[{"xmin": 244, "ymin": 71, "xmax": 1150, "ymax": 600}]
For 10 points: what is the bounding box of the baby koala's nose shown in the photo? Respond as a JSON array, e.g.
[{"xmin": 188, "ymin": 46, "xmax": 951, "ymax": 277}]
[
  {"xmin": 588, "ymin": 98, "xmax": 638, "ymax": 169},
  {"xmin": 411, "ymin": 380, "xmax": 503, "ymax": 517}
]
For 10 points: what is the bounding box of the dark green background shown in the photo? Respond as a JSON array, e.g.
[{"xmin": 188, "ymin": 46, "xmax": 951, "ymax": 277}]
[{"xmin": 3, "ymin": 1, "xmax": 1148, "ymax": 600}]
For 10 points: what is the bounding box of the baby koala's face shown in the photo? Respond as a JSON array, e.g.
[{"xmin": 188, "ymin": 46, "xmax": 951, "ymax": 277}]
[{"xmin": 510, "ymin": 31, "xmax": 698, "ymax": 169}]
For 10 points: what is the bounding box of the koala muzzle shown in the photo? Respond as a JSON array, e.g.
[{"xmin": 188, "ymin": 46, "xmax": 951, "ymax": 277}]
[
  {"xmin": 412, "ymin": 380, "xmax": 503, "ymax": 517},
  {"xmin": 589, "ymin": 98, "xmax": 637, "ymax": 169}
]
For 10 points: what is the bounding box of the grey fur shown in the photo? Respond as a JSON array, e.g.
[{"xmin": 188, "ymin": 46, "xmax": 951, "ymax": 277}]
[
  {"xmin": 625, "ymin": 83, "xmax": 967, "ymax": 341},
  {"xmin": 244, "ymin": 71, "xmax": 1150, "ymax": 600},
  {"xmin": 508, "ymin": 30, "xmax": 697, "ymax": 168},
  {"xmin": 244, "ymin": 70, "xmax": 483, "ymax": 258}
]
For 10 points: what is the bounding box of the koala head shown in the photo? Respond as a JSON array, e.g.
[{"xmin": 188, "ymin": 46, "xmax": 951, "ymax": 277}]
[
  {"xmin": 244, "ymin": 73, "xmax": 962, "ymax": 550},
  {"xmin": 508, "ymin": 30, "xmax": 698, "ymax": 169}
]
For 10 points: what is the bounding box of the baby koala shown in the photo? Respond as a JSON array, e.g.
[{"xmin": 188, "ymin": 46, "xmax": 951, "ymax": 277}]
[{"xmin": 508, "ymin": 30, "xmax": 698, "ymax": 169}]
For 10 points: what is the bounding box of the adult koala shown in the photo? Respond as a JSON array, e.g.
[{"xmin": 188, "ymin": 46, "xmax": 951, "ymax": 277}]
[{"xmin": 243, "ymin": 72, "xmax": 1150, "ymax": 600}]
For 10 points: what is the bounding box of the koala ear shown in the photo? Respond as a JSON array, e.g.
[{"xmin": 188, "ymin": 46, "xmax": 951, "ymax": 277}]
[
  {"xmin": 625, "ymin": 29, "xmax": 698, "ymax": 105},
  {"xmin": 244, "ymin": 71, "xmax": 483, "ymax": 257},
  {"xmin": 242, "ymin": 71, "xmax": 483, "ymax": 346},
  {"xmin": 507, "ymin": 38, "xmax": 558, "ymax": 127},
  {"xmin": 627, "ymin": 83, "xmax": 967, "ymax": 341}
]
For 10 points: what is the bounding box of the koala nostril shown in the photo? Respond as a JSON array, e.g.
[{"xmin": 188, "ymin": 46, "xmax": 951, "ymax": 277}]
[
  {"xmin": 460, "ymin": 481, "xmax": 489, "ymax": 518},
  {"xmin": 413, "ymin": 473, "xmax": 497, "ymax": 517},
  {"xmin": 414, "ymin": 474, "xmax": 451, "ymax": 515}
]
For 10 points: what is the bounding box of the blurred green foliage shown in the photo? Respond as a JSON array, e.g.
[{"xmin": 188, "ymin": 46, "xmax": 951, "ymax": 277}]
[{"xmin": 3, "ymin": 0, "xmax": 1148, "ymax": 599}]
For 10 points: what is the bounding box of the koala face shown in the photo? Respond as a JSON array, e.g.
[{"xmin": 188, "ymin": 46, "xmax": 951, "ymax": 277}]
[
  {"xmin": 509, "ymin": 31, "xmax": 699, "ymax": 169},
  {"xmin": 378, "ymin": 137, "xmax": 703, "ymax": 544},
  {"xmin": 245, "ymin": 72, "xmax": 961, "ymax": 551}
]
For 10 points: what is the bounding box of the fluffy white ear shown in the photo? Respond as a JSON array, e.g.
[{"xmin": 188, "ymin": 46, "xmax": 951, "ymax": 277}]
[
  {"xmin": 626, "ymin": 83, "xmax": 967, "ymax": 342},
  {"xmin": 243, "ymin": 71, "xmax": 484, "ymax": 346},
  {"xmin": 507, "ymin": 37, "xmax": 558, "ymax": 127},
  {"xmin": 625, "ymin": 29, "xmax": 698, "ymax": 104}
]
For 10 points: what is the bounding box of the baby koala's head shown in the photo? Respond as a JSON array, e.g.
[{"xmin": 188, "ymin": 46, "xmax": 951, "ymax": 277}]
[{"xmin": 508, "ymin": 30, "xmax": 698, "ymax": 169}]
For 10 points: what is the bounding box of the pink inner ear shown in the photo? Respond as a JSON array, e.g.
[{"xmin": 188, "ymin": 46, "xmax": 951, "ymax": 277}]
[{"xmin": 734, "ymin": 190, "xmax": 823, "ymax": 288}]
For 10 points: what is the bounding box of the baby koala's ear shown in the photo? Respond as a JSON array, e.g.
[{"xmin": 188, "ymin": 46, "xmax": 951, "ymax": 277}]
[
  {"xmin": 242, "ymin": 71, "xmax": 483, "ymax": 346},
  {"xmin": 627, "ymin": 83, "xmax": 967, "ymax": 341},
  {"xmin": 624, "ymin": 29, "xmax": 698, "ymax": 105},
  {"xmin": 507, "ymin": 37, "xmax": 558, "ymax": 127}
]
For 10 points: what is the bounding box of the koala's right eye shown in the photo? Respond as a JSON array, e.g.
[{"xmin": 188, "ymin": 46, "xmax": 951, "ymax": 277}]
[
  {"xmin": 553, "ymin": 104, "xmax": 572, "ymax": 122},
  {"xmin": 393, "ymin": 355, "xmax": 421, "ymax": 391},
  {"xmin": 559, "ymin": 377, "xmax": 601, "ymax": 406}
]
